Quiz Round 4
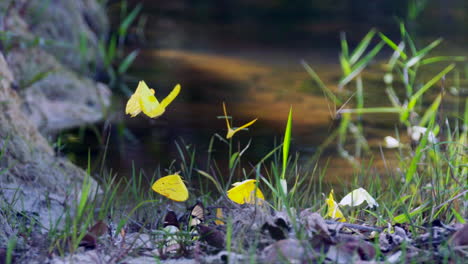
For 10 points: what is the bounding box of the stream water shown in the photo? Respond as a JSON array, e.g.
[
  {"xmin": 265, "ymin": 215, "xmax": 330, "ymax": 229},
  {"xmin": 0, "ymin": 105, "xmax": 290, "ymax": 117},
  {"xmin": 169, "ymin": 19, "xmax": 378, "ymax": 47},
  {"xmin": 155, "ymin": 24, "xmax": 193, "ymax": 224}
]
[{"xmin": 68, "ymin": 1, "xmax": 467, "ymax": 189}]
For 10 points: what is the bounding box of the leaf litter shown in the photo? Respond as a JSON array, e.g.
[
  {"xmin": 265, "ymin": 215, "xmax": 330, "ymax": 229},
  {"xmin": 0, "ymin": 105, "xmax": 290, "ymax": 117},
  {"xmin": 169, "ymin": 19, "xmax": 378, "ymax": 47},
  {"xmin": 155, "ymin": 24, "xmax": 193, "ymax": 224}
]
[{"xmin": 11, "ymin": 199, "xmax": 466, "ymax": 263}]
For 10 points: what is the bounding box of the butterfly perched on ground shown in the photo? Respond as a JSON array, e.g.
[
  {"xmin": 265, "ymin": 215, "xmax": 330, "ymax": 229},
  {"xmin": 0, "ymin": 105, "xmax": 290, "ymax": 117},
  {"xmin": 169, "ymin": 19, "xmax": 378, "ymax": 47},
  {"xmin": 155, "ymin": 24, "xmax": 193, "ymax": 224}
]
[
  {"xmin": 227, "ymin": 179, "xmax": 264, "ymax": 205},
  {"xmin": 152, "ymin": 174, "xmax": 189, "ymax": 202},
  {"xmin": 162, "ymin": 211, "xmax": 181, "ymax": 254},
  {"xmin": 163, "ymin": 211, "xmax": 180, "ymax": 229},
  {"xmin": 125, "ymin": 80, "xmax": 180, "ymax": 118},
  {"xmin": 189, "ymin": 201, "xmax": 205, "ymax": 228}
]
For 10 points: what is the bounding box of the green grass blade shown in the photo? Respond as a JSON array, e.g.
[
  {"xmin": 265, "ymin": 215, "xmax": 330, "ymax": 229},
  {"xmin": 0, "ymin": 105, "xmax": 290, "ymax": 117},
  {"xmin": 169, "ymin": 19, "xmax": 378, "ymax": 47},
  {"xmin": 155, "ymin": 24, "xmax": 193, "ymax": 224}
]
[
  {"xmin": 229, "ymin": 152, "xmax": 239, "ymax": 169},
  {"xmin": 385, "ymin": 87, "xmax": 402, "ymax": 107},
  {"xmin": 378, "ymin": 32, "xmax": 407, "ymax": 60},
  {"xmin": 406, "ymin": 38, "xmax": 442, "ymax": 68},
  {"xmin": 419, "ymin": 94, "xmax": 442, "ymax": 127},
  {"xmin": 301, "ymin": 61, "xmax": 342, "ymax": 105},
  {"xmin": 451, "ymin": 208, "xmax": 466, "ymax": 224},
  {"xmin": 6, "ymin": 237, "xmax": 16, "ymax": 264},
  {"xmin": 339, "ymin": 41, "xmax": 384, "ymax": 87},
  {"xmin": 416, "ymin": 38, "xmax": 443, "ymax": 58},
  {"xmin": 421, "ymin": 56, "xmax": 466, "ymax": 65},
  {"xmin": 349, "ymin": 29, "xmax": 376, "ymax": 65},
  {"xmin": 401, "ymin": 64, "xmax": 455, "ymax": 122},
  {"xmin": 118, "ymin": 50, "xmax": 139, "ymax": 74},
  {"xmin": 340, "ymin": 54, "xmax": 352, "ymax": 76},
  {"xmin": 393, "ymin": 203, "xmax": 428, "ymax": 223},
  {"xmin": 22, "ymin": 70, "xmax": 54, "ymax": 89},
  {"xmin": 340, "ymin": 32, "xmax": 349, "ymax": 60},
  {"xmin": 105, "ymin": 35, "xmax": 117, "ymax": 67},
  {"xmin": 196, "ymin": 169, "xmax": 224, "ymax": 194},
  {"xmin": 338, "ymin": 107, "xmax": 403, "ymax": 114},
  {"xmin": 281, "ymin": 107, "xmax": 293, "ymax": 180},
  {"xmin": 119, "ymin": 4, "xmax": 142, "ymax": 37},
  {"xmin": 405, "ymin": 118, "xmax": 436, "ymax": 183}
]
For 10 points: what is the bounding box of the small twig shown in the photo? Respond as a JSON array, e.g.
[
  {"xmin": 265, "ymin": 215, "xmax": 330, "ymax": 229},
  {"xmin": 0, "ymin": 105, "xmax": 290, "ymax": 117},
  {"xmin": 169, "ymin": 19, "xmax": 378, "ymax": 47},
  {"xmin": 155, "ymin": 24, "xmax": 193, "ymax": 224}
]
[
  {"xmin": 434, "ymin": 189, "xmax": 468, "ymax": 211},
  {"xmin": 325, "ymin": 220, "xmax": 384, "ymax": 232}
]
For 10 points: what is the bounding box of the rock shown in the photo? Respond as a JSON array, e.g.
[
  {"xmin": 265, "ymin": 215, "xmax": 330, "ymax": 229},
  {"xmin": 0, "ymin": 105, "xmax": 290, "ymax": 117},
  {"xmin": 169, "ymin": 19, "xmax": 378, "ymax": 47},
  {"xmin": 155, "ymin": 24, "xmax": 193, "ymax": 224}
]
[
  {"xmin": 6, "ymin": 47, "xmax": 110, "ymax": 133},
  {"xmin": 203, "ymin": 251, "xmax": 246, "ymax": 264},
  {"xmin": 299, "ymin": 209, "xmax": 333, "ymax": 244},
  {"xmin": 0, "ymin": 0, "xmax": 111, "ymax": 260},
  {"xmin": 21, "ymin": 0, "xmax": 108, "ymax": 72},
  {"xmin": 49, "ymin": 249, "xmax": 111, "ymax": 264},
  {"xmin": 125, "ymin": 257, "xmax": 197, "ymax": 264},
  {"xmin": 326, "ymin": 238, "xmax": 376, "ymax": 263},
  {"xmin": 261, "ymin": 238, "xmax": 316, "ymax": 263},
  {"xmin": 1, "ymin": 0, "xmax": 111, "ymax": 133},
  {"xmin": 0, "ymin": 51, "xmax": 99, "ymax": 237}
]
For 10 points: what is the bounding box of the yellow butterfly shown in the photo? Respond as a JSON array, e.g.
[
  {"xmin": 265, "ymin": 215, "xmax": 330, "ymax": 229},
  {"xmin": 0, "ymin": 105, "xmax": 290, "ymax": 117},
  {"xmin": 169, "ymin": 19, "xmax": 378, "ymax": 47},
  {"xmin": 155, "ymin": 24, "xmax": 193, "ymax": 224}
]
[
  {"xmin": 126, "ymin": 80, "xmax": 180, "ymax": 118},
  {"xmin": 222, "ymin": 102, "xmax": 257, "ymax": 139},
  {"xmin": 152, "ymin": 174, "xmax": 189, "ymax": 202},
  {"xmin": 227, "ymin": 179, "xmax": 264, "ymax": 205},
  {"xmin": 326, "ymin": 189, "xmax": 346, "ymax": 222}
]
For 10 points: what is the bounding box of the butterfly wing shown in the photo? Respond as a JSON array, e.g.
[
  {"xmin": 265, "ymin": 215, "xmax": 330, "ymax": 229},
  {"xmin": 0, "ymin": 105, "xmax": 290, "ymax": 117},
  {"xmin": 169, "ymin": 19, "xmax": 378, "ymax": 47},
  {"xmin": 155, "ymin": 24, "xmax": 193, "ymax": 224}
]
[
  {"xmin": 160, "ymin": 84, "xmax": 181, "ymax": 109},
  {"xmin": 125, "ymin": 81, "xmax": 147, "ymax": 117},
  {"xmin": 227, "ymin": 179, "xmax": 264, "ymax": 205},
  {"xmin": 152, "ymin": 174, "xmax": 189, "ymax": 202},
  {"xmin": 189, "ymin": 201, "xmax": 205, "ymax": 228},
  {"xmin": 163, "ymin": 211, "xmax": 180, "ymax": 228},
  {"xmin": 137, "ymin": 81, "xmax": 165, "ymax": 118}
]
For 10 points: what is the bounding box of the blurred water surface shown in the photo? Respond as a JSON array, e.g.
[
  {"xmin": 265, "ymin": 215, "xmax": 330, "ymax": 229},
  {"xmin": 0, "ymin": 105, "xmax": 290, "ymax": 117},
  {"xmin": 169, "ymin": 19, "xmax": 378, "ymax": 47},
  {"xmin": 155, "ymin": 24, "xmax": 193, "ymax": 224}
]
[{"xmin": 72, "ymin": 1, "xmax": 468, "ymax": 187}]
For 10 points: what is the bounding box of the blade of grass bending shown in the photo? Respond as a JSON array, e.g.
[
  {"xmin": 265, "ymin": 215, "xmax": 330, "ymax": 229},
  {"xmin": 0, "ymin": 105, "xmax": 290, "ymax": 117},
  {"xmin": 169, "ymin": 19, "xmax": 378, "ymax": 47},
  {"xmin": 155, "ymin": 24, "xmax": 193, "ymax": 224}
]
[
  {"xmin": 302, "ymin": 61, "xmax": 342, "ymax": 105},
  {"xmin": 281, "ymin": 107, "xmax": 293, "ymax": 180},
  {"xmin": 196, "ymin": 169, "xmax": 224, "ymax": 194},
  {"xmin": 401, "ymin": 64, "xmax": 455, "ymax": 122},
  {"xmin": 379, "ymin": 32, "xmax": 407, "ymax": 60}
]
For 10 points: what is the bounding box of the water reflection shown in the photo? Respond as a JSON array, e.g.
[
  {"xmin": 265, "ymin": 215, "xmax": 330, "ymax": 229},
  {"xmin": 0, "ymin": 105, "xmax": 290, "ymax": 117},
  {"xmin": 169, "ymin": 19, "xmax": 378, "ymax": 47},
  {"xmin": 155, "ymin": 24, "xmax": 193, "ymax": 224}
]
[{"xmin": 93, "ymin": 1, "xmax": 467, "ymax": 185}]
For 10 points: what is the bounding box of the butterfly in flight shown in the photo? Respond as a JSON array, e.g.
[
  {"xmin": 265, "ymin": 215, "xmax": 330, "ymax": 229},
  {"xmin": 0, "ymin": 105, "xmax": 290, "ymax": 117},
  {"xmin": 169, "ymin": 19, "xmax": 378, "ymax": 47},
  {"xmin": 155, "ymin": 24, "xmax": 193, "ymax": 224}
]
[{"xmin": 126, "ymin": 80, "xmax": 180, "ymax": 118}]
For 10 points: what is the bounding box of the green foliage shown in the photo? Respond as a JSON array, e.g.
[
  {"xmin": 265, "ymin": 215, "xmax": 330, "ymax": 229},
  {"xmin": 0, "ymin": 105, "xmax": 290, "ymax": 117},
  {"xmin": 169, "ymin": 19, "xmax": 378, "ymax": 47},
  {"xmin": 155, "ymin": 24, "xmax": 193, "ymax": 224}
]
[
  {"xmin": 99, "ymin": 2, "xmax": 142, "ymax": 91},
  {"xmin": 6, "ymin": 237, "xmax": 16, "ymax": 264},
  {"xmin": 2, "ymin": 16, "xmax": 466, "ymax": 261},
  {"xmin": 281, "ymin": 106, "xmax": 293, "ymax": 181},
  {"xmin": 302, "ymin": 24, "xmax": 466, "ymax": 228},
  {"xmin": 339, "ymin": 29, "xmax": 385, "ymax": 87}
]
